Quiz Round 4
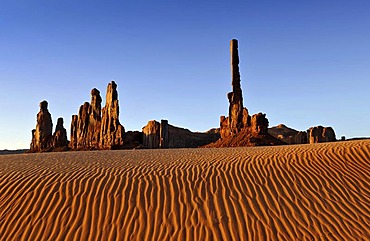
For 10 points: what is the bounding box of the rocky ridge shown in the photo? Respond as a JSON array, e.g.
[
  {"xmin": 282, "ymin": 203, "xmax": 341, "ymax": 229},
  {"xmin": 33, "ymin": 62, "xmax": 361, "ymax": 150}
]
[{"xmin": 142, "ymin": 120, "xmax": 220, "ymax": 148}]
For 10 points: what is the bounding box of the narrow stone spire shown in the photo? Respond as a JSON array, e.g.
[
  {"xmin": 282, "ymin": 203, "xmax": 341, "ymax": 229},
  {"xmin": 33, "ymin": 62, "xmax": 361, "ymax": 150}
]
[
  {"xmin": 231, "ymin": 39, "xmax": 241, "ymax": 93},
  {"xmin": 228, "ymin": 39, "xmax": 244, "ymax": 133}
]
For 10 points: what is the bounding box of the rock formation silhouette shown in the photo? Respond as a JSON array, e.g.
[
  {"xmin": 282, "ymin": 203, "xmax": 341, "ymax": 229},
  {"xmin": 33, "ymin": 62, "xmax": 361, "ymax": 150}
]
[
  {"xmin": 268, "ymin": 124, "xmax": 307, "ymax": 144},
  {"xmin": 29, "ymin": 40, "xmax": 338, "ymax": 152},
  {"xmin": 70, "ymin": 81, "xmax": 124, "ymax": 150},
  {"xmin": 206, "ymin": 39, "xmax": 284, "ymax": 147},
  {"xmin": 142, "ymin": 120, "xmax": 220, "ymax": 148},
  {"xmin": 269, "ymin": 124, "xmax": 336, "ymax": 144},
  {"xmin": 52, "ymin": 117, "xmax": 68, "ymax": 149},
  {"xmin": 70, "ymin": 88, "xmax": 103, "ymax": 150},
  {"xmin": 142, "ymin": 120, "xmax": 160, "ymax": 148},
  {"xmin": 308, "ymin": 126, "xmax": 336, "ymax": 144},
  {"xmin": 30, "ymin": 101, "xmax": 53, "ymax": 152},
  {"xmin": 99, "ymin": 81, "xmax": 125, "ymax": 149}
]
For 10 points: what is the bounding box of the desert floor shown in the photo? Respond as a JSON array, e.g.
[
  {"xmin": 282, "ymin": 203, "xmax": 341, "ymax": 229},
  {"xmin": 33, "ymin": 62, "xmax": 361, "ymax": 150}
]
[{"xmin": 0, "ymin": 140, "xmax": 369, "ymax": 240}]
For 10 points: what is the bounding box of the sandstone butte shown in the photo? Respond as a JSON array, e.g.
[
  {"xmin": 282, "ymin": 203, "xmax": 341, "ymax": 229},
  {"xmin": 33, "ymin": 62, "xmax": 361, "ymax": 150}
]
[{"xmin": 29, "ymin": 39, "xmax": 337, "ymax": 152}]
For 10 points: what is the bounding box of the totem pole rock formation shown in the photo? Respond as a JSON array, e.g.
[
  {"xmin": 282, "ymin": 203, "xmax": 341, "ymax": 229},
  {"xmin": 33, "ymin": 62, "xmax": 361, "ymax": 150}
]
[
  {"xmin": 206, "ymin": 39, "xmax": 284, "ymax": 147},
  {"xmin": 52, "ymin": 117, "xmax": 68, "ymax": 148},
  {"xmin": 100, "ymin": 81, "xmax": 125, "ymax": 149},
  {"xmin": 30, "ymin": 100, "xmax": 53, "ymax": 152},
  {"xmin": 228, "ymin": 39, "xmax": 245, "ymax": 134},
  {"xmin": 308, "ymin": 126, "xmax": 336, "ymax": 144}
]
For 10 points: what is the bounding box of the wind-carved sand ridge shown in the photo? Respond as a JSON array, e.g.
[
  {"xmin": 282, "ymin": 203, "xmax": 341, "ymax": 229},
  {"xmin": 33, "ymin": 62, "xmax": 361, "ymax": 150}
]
[{"xmin": 0, "ymin": 140, "xmax": 370, "ymax": 240}]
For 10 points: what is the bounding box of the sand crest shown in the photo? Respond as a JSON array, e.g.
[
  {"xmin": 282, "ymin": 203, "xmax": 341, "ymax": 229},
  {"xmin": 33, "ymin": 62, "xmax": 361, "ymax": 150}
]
[{"xmin": 0, "ymin": 140, "xmax": 370, "ymax": 240}]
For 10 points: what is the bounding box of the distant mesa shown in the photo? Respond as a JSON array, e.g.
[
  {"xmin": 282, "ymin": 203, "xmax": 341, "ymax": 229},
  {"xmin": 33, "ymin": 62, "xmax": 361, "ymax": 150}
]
[
  {"xmin": 142, "ymin": 120, "xmax": 219, "ymax": 149},
  {"xmin": 29, "ymin": 39, "xmax": 338, "ymax": 152},
  {"xmin": 308, "ymin": 126, "xmax": 336, "ymax": 144},
  {"xmin": 268, "ymin": 124, "xmax": 336, "ymax": 144}
]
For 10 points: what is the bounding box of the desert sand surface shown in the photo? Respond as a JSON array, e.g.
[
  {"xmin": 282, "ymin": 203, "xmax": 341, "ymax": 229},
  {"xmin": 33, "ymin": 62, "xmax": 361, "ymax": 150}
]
[{"xmin": 0, "ymin": 140, "xmax": 370, "ymax": 240}]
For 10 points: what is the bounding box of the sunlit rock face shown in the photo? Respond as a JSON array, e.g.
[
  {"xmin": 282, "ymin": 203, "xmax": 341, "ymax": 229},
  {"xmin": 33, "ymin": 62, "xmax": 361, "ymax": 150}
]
[
  {"xmin": 69, "ymin": 81, "xmax": 125, "ymax": 150},
  {"xmin": 30, "ymin": 100, "xmax": 53, "ymax": 152},
  {"xmin": 99, "ymin": 81, "xmax": 125, "ymax": 149}
]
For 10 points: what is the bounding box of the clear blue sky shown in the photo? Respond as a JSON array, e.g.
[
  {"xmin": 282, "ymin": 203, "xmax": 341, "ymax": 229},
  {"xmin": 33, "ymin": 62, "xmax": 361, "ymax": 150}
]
[{"xmin": 1, "ymin": 0, "xmax": 370, "ymax": 149}]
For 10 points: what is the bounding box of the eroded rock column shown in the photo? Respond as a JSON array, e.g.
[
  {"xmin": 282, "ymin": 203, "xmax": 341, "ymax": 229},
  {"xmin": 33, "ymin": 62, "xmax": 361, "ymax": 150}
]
[
  {"xmin": 53, "ymin": 117, "xmax": 68, "ymax": 148},
  {"xmin": 30, "ymin": 100, "xmax": 53, "ymax": 152},
  {"xmin": 142, "ymin": 120, "xmax": 160, "ymax": 148},
  {"xmin": 160, "ymin": 119, "xmax": 169, "ymax": 148},
  {"xmin": 228, "ymin": 39, "xmax": 244, "ymax": 134},
  {"xmin": 100, "ymin": 81, "xmax": 125, "ymax": 149},
  {"xmin": 87, "ymin": 88, "xmax": 102, "ymax": 148}
]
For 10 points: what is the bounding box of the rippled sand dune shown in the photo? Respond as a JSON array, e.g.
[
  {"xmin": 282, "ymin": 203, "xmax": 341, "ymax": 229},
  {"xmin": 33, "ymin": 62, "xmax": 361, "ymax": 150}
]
[{"xmin": 0, "ymin": 140, "xmax": 370, "ymax": 240}]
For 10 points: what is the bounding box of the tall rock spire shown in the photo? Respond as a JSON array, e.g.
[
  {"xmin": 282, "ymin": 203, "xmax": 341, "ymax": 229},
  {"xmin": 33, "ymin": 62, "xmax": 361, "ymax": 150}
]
[
  {"xmin": 30, "ymin": 100, "xmax": 53, "ymax": 152},
  {"xmin": 100, "ymin": 81, "xmax": 125, "ymax": 149},
  {"xmin": 228, "ymin": 39, "xmax": 245, "ymax": 134},
  {"xmin": 87, "ymin": 88, "xmax": 102, "ymax": 148}
]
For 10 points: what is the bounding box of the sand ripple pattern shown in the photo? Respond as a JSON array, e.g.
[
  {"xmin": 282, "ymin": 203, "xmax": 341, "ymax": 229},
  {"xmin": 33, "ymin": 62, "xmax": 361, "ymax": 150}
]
[{"xmin": 1, "ymin": 140, "xmax": 370, "ymax": 240}]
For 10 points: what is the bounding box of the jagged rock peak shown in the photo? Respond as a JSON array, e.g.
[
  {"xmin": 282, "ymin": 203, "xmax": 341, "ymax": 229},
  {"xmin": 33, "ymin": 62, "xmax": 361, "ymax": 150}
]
[
  {"xmin": 90, "ymin": 88, "xmax": 102, "ymax": 120},
  {"xmin": 106, "ymin": 81, "xmax": 118, "ymax": 104}
]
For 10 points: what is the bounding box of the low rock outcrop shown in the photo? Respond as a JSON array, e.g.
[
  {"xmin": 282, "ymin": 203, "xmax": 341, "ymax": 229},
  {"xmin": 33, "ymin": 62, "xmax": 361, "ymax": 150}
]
[
  {"xmin": 294, "ymin": 131, "xmax": 308, "ymax": 144},
  {"xmin": 268, "ymin": 124, "xmax": 298, "ymax": 144},
  {"xmin": 268, "ymin": 125, "xmax": 309, "ymax": 144},
  {"xmin": 30, "ymin": 100, "xmax": 53, "ymax": 152},
  {"xmin": 142, "ymin": 120, "xmax": 220, "ymax": 148},
  {"xmin": 308, "ymin": 126, "xmax": 336, "ymax": 144}
]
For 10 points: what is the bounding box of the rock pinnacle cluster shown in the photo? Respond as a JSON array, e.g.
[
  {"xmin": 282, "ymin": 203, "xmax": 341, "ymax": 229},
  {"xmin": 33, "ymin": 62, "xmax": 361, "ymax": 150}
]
[
  {"xmin": 70, "ymin": 81, "xmax": 125, "ymax": 150},
  {"xmin": 30, "ymin": 81, "xmax": 125, "ymax": 152},
  {"xmin": 30, "ymin": 39, "xmax": 337, "ymax": 152},
  {"xmin": 30, "ymin": 101, "xmax": 68, "ymax": 152}
]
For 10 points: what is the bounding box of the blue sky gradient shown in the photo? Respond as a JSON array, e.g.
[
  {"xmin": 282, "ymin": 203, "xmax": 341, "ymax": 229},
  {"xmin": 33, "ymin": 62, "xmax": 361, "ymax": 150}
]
[{"xmin": 1, "ymin": 0, "xmax": 370, "ymax": 149}]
